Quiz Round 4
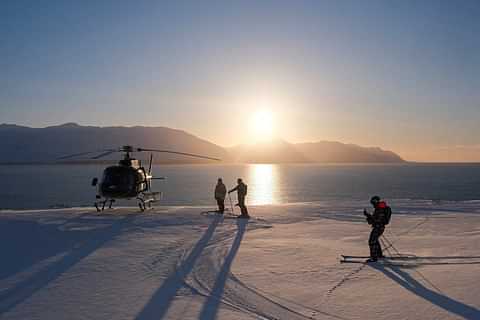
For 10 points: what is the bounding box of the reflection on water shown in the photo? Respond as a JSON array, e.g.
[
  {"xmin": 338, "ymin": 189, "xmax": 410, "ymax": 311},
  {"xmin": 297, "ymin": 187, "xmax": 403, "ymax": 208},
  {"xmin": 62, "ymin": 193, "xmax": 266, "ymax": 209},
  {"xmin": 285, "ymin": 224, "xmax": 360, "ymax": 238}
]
[{"xmin": 248, "ymin": 164, "xmax": 278, "ymax": 205}]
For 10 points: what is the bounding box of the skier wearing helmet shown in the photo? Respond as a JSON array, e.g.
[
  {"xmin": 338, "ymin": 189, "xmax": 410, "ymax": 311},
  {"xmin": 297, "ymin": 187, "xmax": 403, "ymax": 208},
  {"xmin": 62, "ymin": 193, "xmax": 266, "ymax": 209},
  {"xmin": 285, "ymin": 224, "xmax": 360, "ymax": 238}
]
[{"xmin": 363, "ymin": 196, "xmax": 392, "ymax": 262}]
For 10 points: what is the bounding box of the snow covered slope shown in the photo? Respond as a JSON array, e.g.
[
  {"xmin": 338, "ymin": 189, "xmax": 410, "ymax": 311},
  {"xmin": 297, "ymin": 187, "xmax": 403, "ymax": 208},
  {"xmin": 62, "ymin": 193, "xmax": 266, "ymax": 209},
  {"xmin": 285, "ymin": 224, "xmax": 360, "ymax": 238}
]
[{"xmin": 0, "ymin": 201, "xmax": 479, "ymax": 319}]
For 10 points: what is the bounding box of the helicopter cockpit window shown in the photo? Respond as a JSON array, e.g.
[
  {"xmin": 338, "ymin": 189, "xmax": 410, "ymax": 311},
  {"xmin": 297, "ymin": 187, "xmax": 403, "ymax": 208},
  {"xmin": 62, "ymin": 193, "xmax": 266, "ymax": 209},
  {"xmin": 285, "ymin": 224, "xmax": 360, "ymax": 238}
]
[{"xmin": 102, "ymin": 167, "xmax": 136, "ymax": 193}]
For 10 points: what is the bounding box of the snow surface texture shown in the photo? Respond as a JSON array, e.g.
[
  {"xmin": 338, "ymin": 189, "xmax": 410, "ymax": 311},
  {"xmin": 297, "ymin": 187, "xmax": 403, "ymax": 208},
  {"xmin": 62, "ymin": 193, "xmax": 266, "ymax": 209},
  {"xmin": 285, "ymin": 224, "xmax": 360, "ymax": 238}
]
[{"xmin": 0, "ymin": 200, "xmax": 479, "ymax": 319}]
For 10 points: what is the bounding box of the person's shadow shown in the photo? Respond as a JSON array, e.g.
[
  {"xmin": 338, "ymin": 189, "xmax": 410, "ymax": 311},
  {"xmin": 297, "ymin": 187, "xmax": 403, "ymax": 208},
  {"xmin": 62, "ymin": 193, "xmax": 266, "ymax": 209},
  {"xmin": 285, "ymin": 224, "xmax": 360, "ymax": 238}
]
[
  {"xmin": 135, "ymin": 215, "xmax": 222, "ymax": 320},
  {"xmin": 370, "ymin": 263, "xmax": 480, "ymax": 319},
  {"xmin": 198, "ymin": 218, "xmax": 247, "ymax": 320}
]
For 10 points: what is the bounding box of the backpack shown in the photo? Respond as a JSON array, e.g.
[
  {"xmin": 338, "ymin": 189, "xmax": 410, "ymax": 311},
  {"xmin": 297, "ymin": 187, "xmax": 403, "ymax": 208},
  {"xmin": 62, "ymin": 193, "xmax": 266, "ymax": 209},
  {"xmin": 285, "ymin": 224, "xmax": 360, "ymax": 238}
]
[{"xmin": 384, "ymin": 206, "xmax": 392, "ymax": 225}]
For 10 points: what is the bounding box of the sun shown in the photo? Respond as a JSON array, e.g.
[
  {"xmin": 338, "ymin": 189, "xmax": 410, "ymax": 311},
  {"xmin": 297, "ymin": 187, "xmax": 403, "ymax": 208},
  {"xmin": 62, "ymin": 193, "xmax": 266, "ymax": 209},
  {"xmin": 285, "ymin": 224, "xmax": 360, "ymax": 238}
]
[{"xmin": 250, "ymin": 109, "xmax": 274, "ymax": 142}]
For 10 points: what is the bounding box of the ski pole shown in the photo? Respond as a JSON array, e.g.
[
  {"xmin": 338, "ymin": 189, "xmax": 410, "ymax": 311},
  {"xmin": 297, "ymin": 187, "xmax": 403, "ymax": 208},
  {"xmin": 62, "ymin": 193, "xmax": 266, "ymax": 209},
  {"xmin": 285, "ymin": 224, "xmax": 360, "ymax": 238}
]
[
  {"xmin": 382, "ymin": 236, "xmax": 443, "ymax": 293},
  {"xmin": 380, "ymin": 237, "xmax": 394, "ymax": 258},
  {"xmin": 381, "ymin": 234, "xmax": 402, "ymax": 256},
  {"xmin": 228, "ymin": 193, "xmax": 235, "ymax": 215}
]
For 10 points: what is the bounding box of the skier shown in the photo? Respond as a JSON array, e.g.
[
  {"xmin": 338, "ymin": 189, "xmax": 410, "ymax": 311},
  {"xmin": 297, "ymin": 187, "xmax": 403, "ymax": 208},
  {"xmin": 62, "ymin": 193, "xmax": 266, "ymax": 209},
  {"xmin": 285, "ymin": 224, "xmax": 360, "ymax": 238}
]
[
  {"xmin": 214, "ymin": 178, "xmax": 227, "ymax": 214},
  {"xmin": 228, "ymin": 178, "xmax": 250, "ymax": 218},
  {"xmin": 363, "ymin": 196, "xmax": 392, "ymax": 262}
]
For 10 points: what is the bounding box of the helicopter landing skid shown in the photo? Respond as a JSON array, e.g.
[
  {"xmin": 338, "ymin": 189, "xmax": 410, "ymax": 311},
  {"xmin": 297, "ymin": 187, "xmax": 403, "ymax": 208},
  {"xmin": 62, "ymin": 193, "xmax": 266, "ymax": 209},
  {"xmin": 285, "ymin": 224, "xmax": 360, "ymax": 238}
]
[
  {"xmin": 137, "ymin": 192, "xmax": 161, "ymax": 211},
  {"xmin": 93, "ymin": 192, "xmax": 161, "ymax": 212},
  {"xmin": 94, "ymin": 199, "xmax": 115, "ymax": 212}
]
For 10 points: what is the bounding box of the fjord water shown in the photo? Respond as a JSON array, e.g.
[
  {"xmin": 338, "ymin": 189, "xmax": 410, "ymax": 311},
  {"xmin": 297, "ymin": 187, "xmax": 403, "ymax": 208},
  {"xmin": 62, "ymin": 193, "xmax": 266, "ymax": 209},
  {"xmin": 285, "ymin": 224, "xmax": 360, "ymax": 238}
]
[{"xmin": 1, "ymin": 163, "xmax": 480, "ymax": 210}]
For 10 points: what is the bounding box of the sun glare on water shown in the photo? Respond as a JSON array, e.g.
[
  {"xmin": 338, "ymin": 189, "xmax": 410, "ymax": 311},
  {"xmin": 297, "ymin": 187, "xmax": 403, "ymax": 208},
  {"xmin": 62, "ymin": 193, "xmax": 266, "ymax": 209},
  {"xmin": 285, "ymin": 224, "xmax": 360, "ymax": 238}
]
[
  {"xmin": 249, "ymin": 164, "xmax": 278, "ymax": 205},
  {"xmin": 250, "ymin": 109, "xmax": 274, "ymax": 142}
]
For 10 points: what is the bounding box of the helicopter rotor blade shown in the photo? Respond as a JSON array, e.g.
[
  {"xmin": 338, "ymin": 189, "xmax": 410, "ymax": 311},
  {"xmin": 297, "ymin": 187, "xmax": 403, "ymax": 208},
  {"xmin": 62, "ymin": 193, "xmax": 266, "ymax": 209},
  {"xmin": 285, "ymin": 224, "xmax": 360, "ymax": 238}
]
[
  {"xmin": 91, "ymin": 150, "xmax": 119, "ymax": 159},
  {"xmin": 57, "ymin": 149, "xmax": 117, "ymax": 160},
  {"xmin": 136, "ymin": 148, "xmax": 221, "ymax": 161}
]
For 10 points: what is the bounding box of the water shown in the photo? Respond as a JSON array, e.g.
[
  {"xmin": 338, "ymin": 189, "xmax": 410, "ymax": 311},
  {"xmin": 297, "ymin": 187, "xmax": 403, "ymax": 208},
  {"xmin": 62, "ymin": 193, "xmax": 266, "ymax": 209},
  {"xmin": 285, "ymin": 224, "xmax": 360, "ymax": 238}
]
[{"xmin": 1, "ymin": 163, "xmax": 480, "ymax": 210}]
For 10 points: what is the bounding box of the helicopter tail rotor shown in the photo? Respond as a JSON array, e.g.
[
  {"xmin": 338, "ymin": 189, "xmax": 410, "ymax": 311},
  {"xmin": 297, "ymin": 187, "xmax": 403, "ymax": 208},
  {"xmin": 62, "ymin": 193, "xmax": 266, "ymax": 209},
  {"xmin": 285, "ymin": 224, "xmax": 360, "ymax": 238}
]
[
  {"xmin": 147, "ymin": 153, "xmax": 153, "ymax": 191},
  {"xmin": 148, "ymin": 153, "xmax": 153, "ymax": 175}
]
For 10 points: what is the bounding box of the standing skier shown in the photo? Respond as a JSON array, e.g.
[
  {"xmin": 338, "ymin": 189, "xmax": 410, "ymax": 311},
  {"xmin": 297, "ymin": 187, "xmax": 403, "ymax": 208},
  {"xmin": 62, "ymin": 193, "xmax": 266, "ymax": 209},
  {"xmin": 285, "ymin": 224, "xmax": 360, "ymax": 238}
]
[
  {"xmin": 228, "ymin": 178, "xmax": 250, "ymax": 218},
  {"xmin": 363, "ymin": 196, "xmax": 392, "ymax": 262},
  {"xmin": 214, "ymin": 178, "xmax": 227, "ymax": 214}
]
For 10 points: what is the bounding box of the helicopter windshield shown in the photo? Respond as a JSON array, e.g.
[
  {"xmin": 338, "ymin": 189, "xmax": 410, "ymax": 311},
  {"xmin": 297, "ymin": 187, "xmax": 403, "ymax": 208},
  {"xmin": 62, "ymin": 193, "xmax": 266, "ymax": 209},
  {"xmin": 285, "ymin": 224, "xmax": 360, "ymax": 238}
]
[{"xmin": 101, "ymin": 166, "xmax": 136, "ymax": 195}]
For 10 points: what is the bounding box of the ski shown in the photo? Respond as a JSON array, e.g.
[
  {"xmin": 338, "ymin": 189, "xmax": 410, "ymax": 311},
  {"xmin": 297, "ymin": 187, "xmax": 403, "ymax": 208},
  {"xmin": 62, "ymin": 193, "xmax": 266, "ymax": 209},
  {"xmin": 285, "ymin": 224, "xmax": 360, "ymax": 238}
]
[
  {"xmin": 340, "ymin": 258, "xmax": 413, "ymax": 267},
  {"xmin": 200, "ymin": 209, "xmax": 235, "ymax": 216},
  {"xmin": 340, "ymin": 255, "xmax": 419, "ymax": 266},
  {"xmin": 201, "ymin": 211, "xmax": 238, "ymax": 218},
  {"xmin": 200, "ymin": 211, "xmax": 245, "ymax": 219},
  {"xmin": 200, "ymin": 211, "xmax": 270, "ymax": 225},
  {"xmin": 341, "ymin": 255, "xmax": 370, "ymax": 259},
  {"xmin": 340, "ymin": 259, "xmax": 367, "ymax": 264},
  {"xmin": 341, "ymin": 255, "xmax": 416, "ymax": 260},
  {"xmin": 200, "ymin": 210, "xmax": 226, "ymax": 215}
]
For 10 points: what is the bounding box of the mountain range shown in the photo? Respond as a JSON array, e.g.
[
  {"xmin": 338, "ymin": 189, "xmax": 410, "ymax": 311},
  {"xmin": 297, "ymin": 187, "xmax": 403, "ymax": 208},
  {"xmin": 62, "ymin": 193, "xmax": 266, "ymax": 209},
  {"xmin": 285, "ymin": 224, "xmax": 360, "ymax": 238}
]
[{"xmin": 0, "ymin": 123, "xmax": 404, "ymax": 164}]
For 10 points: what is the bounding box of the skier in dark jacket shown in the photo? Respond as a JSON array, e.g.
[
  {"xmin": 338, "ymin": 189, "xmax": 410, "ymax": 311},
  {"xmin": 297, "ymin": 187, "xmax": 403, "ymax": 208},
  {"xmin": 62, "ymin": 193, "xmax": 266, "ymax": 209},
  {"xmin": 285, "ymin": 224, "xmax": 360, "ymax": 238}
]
[
  {"xmin": 364, "ymin": 196, "xmax": 391, "ymax": 262},
  {"xmin": 228, "ymin": 178, "xmax": 250, "ymax": 218},
  {"xmin": 214, "ymin": 178, "xmax": 227, "ymax": 214}
]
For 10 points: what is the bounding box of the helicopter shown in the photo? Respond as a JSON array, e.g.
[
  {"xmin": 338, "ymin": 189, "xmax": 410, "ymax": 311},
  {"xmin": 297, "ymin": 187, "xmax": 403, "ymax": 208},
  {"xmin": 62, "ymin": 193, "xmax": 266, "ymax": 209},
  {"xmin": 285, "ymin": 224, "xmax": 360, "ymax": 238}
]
[{"xmin": 58, "ymin": 145, "xmax": 220, "ymax": 211}]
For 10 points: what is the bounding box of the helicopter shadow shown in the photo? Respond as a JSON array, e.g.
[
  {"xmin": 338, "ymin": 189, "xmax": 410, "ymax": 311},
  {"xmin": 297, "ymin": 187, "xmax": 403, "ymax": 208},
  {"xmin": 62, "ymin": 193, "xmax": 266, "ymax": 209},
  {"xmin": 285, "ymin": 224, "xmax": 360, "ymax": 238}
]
[
  {"xmin": 135, "ymin": 215, "xmax": 222, "ymax": 320},
  {"xmin": 370, "ymin": 263, "xmax": 480, "ymax": 319},
  {"xmin": 0, "ymin": 211, "xmax": 93, "ymax": 281},
  {"xmin": 0, "ymin": 214, "xmax": 135, "ymax": 315}
]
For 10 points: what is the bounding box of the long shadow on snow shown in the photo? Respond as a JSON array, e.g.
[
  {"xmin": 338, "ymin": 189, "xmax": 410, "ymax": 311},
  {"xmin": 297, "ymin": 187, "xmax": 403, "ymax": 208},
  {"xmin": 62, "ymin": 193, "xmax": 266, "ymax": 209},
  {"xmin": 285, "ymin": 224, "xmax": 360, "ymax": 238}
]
[
  {"xmin": 198, "ymin": 218, "xmax": 247, "ymax": 320},
  {"xmin": 0, "ymin": 212, "xmax": 92, "ymax": 280},
  {"xmin": 370, "ymin": 263, "xmax": 480, "ymax": 320},
  {"xmin": 135, "ymin": 215, "xmax": 222, "ymax": 320},
  {"xmin": 0, "ymin": 214, "xmax": 135, "ymax": 315}
]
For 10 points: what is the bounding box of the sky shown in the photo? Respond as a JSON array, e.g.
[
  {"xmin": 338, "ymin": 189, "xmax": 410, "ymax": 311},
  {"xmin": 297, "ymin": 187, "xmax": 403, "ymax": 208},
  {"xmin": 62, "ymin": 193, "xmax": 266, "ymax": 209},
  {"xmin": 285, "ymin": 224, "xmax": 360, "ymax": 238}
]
[{"xmin": 1, "ymin": 0, "xmax": 479, "ymax": 161}]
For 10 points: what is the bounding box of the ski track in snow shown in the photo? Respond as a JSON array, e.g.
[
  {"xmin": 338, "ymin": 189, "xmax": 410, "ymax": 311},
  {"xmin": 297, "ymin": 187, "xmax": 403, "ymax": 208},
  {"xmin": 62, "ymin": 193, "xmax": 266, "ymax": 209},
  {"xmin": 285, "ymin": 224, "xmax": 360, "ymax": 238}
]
[{"xmin": 186, "ymin": 218, "xmax": 339, "ymax": 320}]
